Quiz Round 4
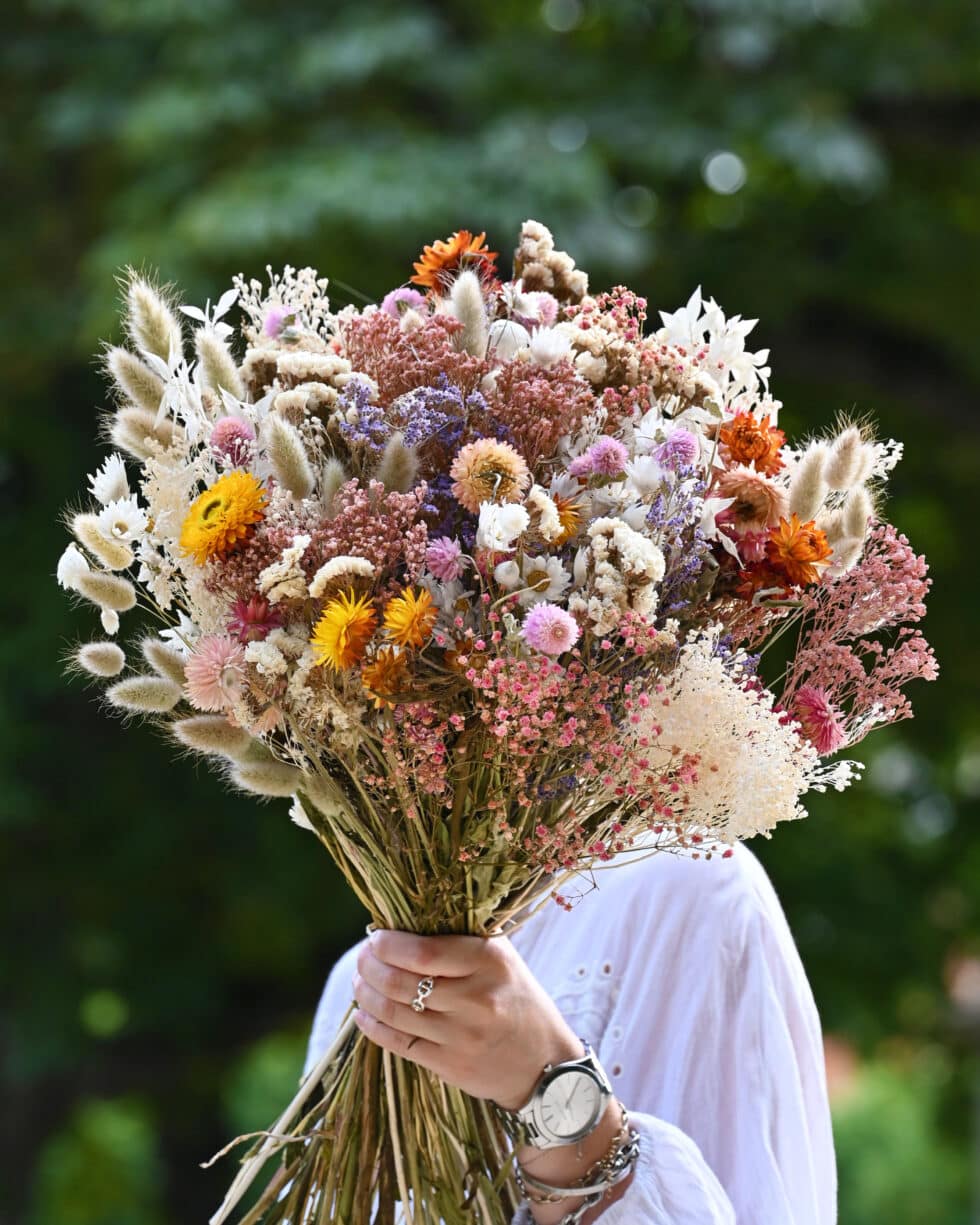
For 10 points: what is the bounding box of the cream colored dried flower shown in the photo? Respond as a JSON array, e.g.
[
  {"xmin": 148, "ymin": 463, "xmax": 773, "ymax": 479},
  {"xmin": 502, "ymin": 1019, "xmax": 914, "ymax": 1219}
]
[
  {"xmin": 75, "ymin": 641, "xmax": 126, "ymax": 678},
  {"xmin": 262, "ymin": 414, "xmax": 315, "ymax": 499},
  {"xmin": 125, "ymin": 273, "xmax": 184, "ymax": 361},
  {"xmin": 106, "ymin": 675, "xmax": 182, "ymax": 714}
]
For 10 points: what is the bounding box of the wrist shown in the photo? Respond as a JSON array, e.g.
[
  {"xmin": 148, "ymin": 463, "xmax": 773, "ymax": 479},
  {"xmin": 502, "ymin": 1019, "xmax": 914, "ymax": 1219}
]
[{"xmin": 516, "ymin": 1099, "xmax": 634, "ymax": 1225}]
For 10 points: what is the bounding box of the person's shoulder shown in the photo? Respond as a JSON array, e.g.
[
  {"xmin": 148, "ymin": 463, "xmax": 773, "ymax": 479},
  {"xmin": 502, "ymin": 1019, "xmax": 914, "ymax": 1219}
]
[{"xmin": 586, "ymin": 839, "xmax": 783, "ymax": 928}]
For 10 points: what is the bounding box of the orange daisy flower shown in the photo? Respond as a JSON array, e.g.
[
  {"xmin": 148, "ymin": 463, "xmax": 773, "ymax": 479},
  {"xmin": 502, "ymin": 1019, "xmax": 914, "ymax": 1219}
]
[
  {"xmin": 718, "ymin": 412, "xmax": 786, "ymax": 477},
  {"xmin": 552, "ymin": 491, "xmax": 584, "ymax": 546},
  {"xmin": 361, "ymin": 648, "xmax": 409, "ymax": 708},
  {"xmin": 410, "ymin": 230, "xmax": 498, "ymax": 292},
  {"xmin": 765, "ymin": 514, "xmax": 833, "ymax": 587}
]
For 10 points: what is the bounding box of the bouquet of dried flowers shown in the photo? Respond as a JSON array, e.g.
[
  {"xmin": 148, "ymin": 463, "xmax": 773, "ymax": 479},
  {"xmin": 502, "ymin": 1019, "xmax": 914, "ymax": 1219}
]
[{"xmin": 57, "ymin": 221, "xmax": 936, "ymax": 1223}]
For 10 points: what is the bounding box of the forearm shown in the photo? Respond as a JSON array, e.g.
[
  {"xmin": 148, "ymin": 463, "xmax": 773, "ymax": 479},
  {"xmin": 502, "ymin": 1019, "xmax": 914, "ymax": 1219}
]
[{"xmin": 516, "ymin": 1098, "xmax": 635, "ymax": 1224}]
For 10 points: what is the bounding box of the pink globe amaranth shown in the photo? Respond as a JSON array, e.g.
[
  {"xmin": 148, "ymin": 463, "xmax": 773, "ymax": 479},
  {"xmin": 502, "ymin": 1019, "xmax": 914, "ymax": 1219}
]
[
  {"xmin": 521, "ymin": 603, "xmax": 580, "ymax": 655},
  {"xmin": 654, "ymin": 429, "xmax": 700, "ymax": 470},
  {"xmin": 568, "ymin": 436, "xmax": 630, "ymax": 478},
  {"xmin": 210, "ymin": 416, "xmax": 256, "ymax": 467},
  {"xmin": 425, "ymin": 536, "xmax": 464, "ymax": 582},
  {"xmin": 381, "ymin": 287, "xmax": 428, "ymax": 318},
  {"xmin": 792, "ymin": 685, "xmax": 847, "ymax": 755}
]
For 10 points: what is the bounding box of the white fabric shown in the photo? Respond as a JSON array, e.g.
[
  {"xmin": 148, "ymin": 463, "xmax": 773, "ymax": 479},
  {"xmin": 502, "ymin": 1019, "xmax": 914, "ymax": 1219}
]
[{"xmin": 303, "ymin": 842, "xmax": 836, "ymax": 1223}]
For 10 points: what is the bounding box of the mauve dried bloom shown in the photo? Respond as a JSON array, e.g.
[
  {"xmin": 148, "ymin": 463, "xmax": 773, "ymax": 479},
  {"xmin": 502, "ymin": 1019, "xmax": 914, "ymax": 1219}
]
[
  {"xmin": 654, "ymin": 429, "xmax": 700, "ymax": 471},
  {"xmin": 780, "ymin": 522, "xmax": 937, "ymax": 746},
  {"xmin": 484, "ymin": 359, "xmax": 593, "ymax": 467},
  {"xmin": 184, "ymin": 634, "xmax": 247, "ymax": 712},
  {"xmin": 228, "ymin": 596, "xmax": 284, "ymax": 643},
  {"xmin": 568, "ymin": 436, "xmax": 629, "ymax": 478},
  {"xmin": 791, "ymin": 685, "xmax": 847, "ymax": 755},
  {"xmin": 380, "ymin": 287, "xmax": 428, "ymax": 318},
  {"xmin": 425, "ymin": 536, "xmax": 464, "ymax": 582},
  {"xmin": 521, "ymin": 603, "xmax": 580, "ymax": 655},
  {"xmin": 338, "ymin": 311, "xmax": 486, "ymax": 404},
  {"xmin": 211, "ymin": 416, "xmax": 256, "ymax": 467},
  {"xmin": 713, "ymin": 466, "xmax": 788, "ymax": 535}
]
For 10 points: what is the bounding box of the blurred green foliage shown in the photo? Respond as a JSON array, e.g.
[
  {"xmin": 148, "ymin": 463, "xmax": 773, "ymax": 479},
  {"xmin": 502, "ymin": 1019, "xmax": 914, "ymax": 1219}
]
[{"xmin": 2, "ymin": 0, "xmax": 978, "ymax": 1220}]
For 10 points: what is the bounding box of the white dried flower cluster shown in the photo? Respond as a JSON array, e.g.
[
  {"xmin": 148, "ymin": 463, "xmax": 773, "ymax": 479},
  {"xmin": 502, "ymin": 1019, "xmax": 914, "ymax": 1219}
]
[
  {"xmin": 309, "ymin": 555, "xmax": 375, "ymax": 598},
  {"xmin": 258, "ymin": 534, "xmax": 311, "ymax": 604},
  {"xmin": 232, "ymin": 264, "xmax": 333, "ymax": 339},
  {"xmin": 633, "ymin": 631, "xmax": 859, "ymax": 843},
  {"xmin": 568, "ymin": 517, "xmax": 665, "ymax": 634},
  {"xmin": 656, "ymin": 286, "xmax": 771, "ymax": 401}
]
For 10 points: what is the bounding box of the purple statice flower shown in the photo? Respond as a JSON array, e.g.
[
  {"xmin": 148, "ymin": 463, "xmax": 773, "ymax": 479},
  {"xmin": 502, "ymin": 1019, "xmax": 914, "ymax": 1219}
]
[
  {"xmin": 522, "ymin": 603, "xmax": 580, "ymax": 655},
  {"xmin": 337, "ymin": 378, "xmax": 390, "ymax": 455},
  {"xmin": 381, "ymin": 287, "xmax": 428, "ymax": 318},
  {"xmin": 646, "ymin": 465, "xmax": 715, "ymax": 613},
  {"xmin": 654, "ymin": 428, "xmax": 700, "ymax": 471},
  {"xmin": 262, "ymin": 305, "xmax": 295, "ymax": 338},
  {"xmin": 425, "ymin": 536, "xmax": 464, "ymax": 582},
  {"xmin": 568, "ymin": 436, "xmax": 630, "ymax": 478}
]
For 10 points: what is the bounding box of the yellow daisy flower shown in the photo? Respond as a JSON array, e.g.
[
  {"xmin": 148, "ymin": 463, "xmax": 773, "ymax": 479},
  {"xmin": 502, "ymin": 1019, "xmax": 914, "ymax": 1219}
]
[
  {"xmin": 383, "ymin": 587, "xmax": 438, "ymax": 649},
  {"xmin": 179, "ymin": 470, "xmax": 267, "ymax": 566},
  {"xmin": 311, "ymin": 589, "xmax": 378, "ymax": 671}
]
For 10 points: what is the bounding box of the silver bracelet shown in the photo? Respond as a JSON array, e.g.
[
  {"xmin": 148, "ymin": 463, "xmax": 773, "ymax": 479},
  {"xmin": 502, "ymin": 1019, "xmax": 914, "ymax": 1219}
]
[{"xmin": 516, "ymin": 1128, "xmax": 640, "ymax": 1221}]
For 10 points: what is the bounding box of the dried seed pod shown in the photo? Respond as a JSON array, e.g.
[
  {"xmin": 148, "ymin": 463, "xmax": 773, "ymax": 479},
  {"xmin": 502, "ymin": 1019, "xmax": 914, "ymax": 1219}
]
[
  {"xmin": 141, "ymin": 638, "xmax": 187, "ymax": 686},
  {"xmin": 231, "ymin": 759, "xmax": 306, "ymax": 798},
  {"xmin": 72, "ymin": 514, "xmax": 134, "ymax": 571},
  {"xmin": 448, "ymin": 269, "xmax": 488, "ymax": 358},
  {"xmin": 106, "ymin": 675, "xmax": 182, "ymax": 713},
  {"xmin": 195, "ymin": 327, "xmax": 244, "ymax": 399},
  {"xmin": 77, "ymin": 571, "xmax": 137, "ymax": 613},
  {"xmin": 106, "ymin": 346, "xmax": 165, "ymax": 415},
  {"xmin": 125, "ymin": 274, "xmax": 183, "ymax": 361},
  {"xmin": 171, "ymin": 715, "xmax": 253, "ymax": 761},
  {"xmin": 75, "ymin": 641, "xmax": 126, "ymax": 678},
  {"xmin": 373, "ymin": 432, "xmax": 418, "ymax": 494},
  {"xmin": 788, "ymin": 443, "xmax": 829, "ymax": 522},
  {"xmin": 262, "ymin": 414, "xmax": 314, "ymax": 499}
]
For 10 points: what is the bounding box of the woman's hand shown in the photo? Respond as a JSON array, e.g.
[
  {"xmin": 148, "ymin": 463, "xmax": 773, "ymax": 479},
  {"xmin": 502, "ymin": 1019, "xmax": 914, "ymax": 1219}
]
[{"xmin": 352, "ymin": 929, "xmax": 583, "ymax": 1109}]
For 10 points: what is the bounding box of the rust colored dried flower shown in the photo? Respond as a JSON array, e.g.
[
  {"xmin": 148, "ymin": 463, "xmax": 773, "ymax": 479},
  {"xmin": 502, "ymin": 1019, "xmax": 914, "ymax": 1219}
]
[{"xmin": 719, "ymin": 412, "xmax": 786, "ymax": 477}]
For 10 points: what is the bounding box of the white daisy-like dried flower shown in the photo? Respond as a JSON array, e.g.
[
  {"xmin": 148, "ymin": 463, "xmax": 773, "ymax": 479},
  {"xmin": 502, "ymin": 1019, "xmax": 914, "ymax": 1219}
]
[
  {"xmin": 475, "ymin": 503, "xmax": 530, "ymax": 552},
  {"xmin": 96, "ymin": 496, "xmax": 148, "ymax": 543},
  {"xmin": 88, "ymin": 453, "xmax": 130, "ymax": 505},
  {"xmin": 309, "ymin": 555, "xmax": 375, "ymax": 599}
]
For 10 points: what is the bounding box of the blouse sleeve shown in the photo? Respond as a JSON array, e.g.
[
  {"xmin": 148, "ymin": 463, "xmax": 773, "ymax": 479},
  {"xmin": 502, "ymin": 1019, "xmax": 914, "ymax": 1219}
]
[{"xmin": 511, "ymin": 851, "xmax": 835, "ymax": 1224}]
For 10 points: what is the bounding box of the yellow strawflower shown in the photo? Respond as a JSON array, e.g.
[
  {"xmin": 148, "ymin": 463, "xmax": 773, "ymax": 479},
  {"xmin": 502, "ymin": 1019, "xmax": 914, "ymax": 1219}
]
[
  {"xmin": 179, "ymin": 470, "xmax": 267, "ymax": 565},
  {"xmin": 311, "ymin": 589, "xmax": 378, "ymax": 671},
  {"xmin": 382, "ymin": 587, "xmax": 438, "ymax": 649}
]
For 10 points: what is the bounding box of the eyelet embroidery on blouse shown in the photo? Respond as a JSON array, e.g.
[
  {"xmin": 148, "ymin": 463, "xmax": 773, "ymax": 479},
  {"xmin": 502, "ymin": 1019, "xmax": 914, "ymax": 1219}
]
[{"xmin": 549, "ymin": 957, "xmax": 623, "ymax": 1051}]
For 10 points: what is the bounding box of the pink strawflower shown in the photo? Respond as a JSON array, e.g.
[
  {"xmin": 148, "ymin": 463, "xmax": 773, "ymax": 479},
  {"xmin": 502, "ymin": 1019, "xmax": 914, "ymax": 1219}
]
[
  {"xmin": 210, "ymin": 416, "xmax": 256, "ymax": 467},
  {"xmin": 381, "ymin": 287, "xmax": 428, "ymax": 318},
  {"xmin": 568, "ymin": 436, "xmax": 630, "ymax": 478},
  {"xmin": 714, "ymin": 465, "xmax": 788, "ymax": 534},
  {"xmin": 426, "ymin": 536, "xmax": 464, "ymax": 582},
  {"xmin": 654, "ymin": 428, "xmax": 700, "ymax": 470},
  {"xmin": 262, "ymin": 305, "xmax": 294, "ymax": 338},
  {"xmin": 522, "ymin": 603, "xmax": 581, "ymax": 655},
  {"xmin": 792, "ymin": 685, "xmax": 847, "ymax": 754},
  {"xmin": 228, "ymin": 595, "xmax": 283, "ymax": 643},
  {"xmin": 184, "ymin": 635, "xmax": 246, "ymax": 712}
]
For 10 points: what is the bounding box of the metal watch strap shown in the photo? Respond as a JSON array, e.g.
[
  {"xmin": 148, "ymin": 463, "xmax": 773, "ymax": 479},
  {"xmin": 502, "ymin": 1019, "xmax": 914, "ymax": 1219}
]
[{"xmin": 493, "ymin": 1039, "xmax": 611, "ymax": 1149}]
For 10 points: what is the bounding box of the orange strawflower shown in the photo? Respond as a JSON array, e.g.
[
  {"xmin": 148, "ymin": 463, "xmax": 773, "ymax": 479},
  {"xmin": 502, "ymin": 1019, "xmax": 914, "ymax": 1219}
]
[
  {"xmin": 361, "ymin": 648, "xmax": 409, "ymax": 708},
  {"xmin": 310, "ymin": 589, "xmax": 378, "ymax": 671},
  {"xmin": 179, "ymin": 470, "xmax": 267, "ymax": 565},
  {"xmin": 765, "ymin": 514, "xmax": 833, "ymax": 587},
  {"xmin": 719, "ymin": 412, "xmax": 786, "ymax": 477},
  {"xmin": 411, "ymin": 230, "xmax": 498, "ymax": 292},
  {"xmin": 383, "ymin": 586, "xmax": 439, "ymax": 649}
]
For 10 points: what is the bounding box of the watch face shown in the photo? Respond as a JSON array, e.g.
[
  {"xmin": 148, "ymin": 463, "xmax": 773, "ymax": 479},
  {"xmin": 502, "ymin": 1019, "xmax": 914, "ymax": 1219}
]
[{"xmin": 539, "ymin": 1069, "xmax": 602, "ymax": 1141}]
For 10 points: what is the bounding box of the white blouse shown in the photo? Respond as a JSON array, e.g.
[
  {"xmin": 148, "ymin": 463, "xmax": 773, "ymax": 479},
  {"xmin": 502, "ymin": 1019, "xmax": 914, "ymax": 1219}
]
[{"xmin": 303, "ymin": 842, "xmax": 837, "ymax": 1224}]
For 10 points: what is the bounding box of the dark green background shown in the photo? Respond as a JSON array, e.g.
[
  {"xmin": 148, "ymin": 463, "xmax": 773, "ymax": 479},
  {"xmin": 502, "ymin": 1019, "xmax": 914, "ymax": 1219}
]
[{"xmin": 2, "ymin": 1, "xmax": 978, "ymax": 1221}]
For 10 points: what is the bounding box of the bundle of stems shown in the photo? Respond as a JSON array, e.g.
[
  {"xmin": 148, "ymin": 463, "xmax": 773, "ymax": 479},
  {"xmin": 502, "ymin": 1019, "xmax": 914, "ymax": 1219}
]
[{"xmin": 205, "ymin": 709, "xmax": 662, "ymax": 1225}]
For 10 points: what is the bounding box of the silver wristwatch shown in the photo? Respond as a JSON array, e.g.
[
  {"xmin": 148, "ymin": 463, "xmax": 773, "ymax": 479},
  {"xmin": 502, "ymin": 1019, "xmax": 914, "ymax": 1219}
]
[{"xmin": 493, "ymin": 1040, "xmax": 613, "ymax": 1150}]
